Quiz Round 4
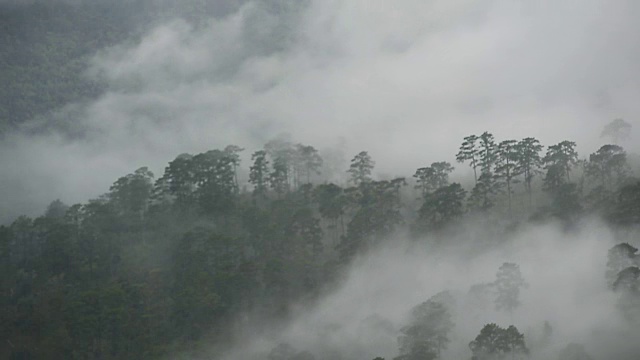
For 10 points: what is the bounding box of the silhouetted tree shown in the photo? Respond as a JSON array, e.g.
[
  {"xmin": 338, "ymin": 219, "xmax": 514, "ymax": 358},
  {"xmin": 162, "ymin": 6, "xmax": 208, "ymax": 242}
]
[
  {"xmin": 609, "ymin": 181, "xmax": 640, "ymax": 225},
  {"xmin": 348, "ymin": 151, "xmax": 375, "ymax": 185},
  {"xmin": 295, "ymin": 144, "xmax": 323, "ymax": 184},
  {"xmin": 543, "ymin": 141, "xmax": 578, "ymax": 193},
  {"xmin": 414, "ymin": 162, "xmax": 454, "ymax": 198},
  {"xmin": 192, "ymin": 150, "xmax": 237, "ymax": 215},
  {"xmin": 515, "ymin": 137, "xmax": 543, "ymax": 208},
  {"xmin": 606, "ymin": 243, "xmax": 639, "ymax": 288},
  {"xmin": 339, "ymin": 178, "xmax": 405, "ymax": 261},
  {"xmin": 271, "ymin": 156, "xmax": 291, "ymax": 197},
  {"xmin": 396, "ymin": 293, "xmax": 454, "ymax": 360},
  {"xmin": 469, "ymin": 132, "xmax": 501, "ymax": 211},
  {"xmin": 224, "ymin": 144, "xmax": 244, "ymax": 191},
  {"xmin": 601, "ymin": 118, "xmax": 632, "ymax": 144},
  {"xmin": 249, "ymin": 150, "xmax": 270, "ymax": 201},
  {"xmin": 418, "ymin": 183, "xmax": 466, "ymax": 231},
  {"xmin": 160, "ymin": 153, "xmax": 196, "ymax": 207},
  {"xmin": 457, "ymin": 134, "xmax": 480, "ymax": 184},
  {"xmin": 495, "ymin": 140, "xmax": 521, "ymax": 214},
  {"xmin": 469, "ymin": 324, "xmax": 528, "ymax": 360},
  {"xmin": 494, "ymin": 262, "xmax": 527, "ymax": 313},
  {"xmin": 586, "ymin": 144, "xmax": 629, "ymax": 190}
]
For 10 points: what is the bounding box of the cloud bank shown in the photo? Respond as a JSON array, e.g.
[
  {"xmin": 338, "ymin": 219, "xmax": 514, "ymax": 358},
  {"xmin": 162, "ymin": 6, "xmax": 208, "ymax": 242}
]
[
  {"xmin": 219, "ymin": 220, "xmax": 638, "ymax": 360},
  {"xmin": 2, "ymin": 0, "xmax": 640, "ymax": 221}
]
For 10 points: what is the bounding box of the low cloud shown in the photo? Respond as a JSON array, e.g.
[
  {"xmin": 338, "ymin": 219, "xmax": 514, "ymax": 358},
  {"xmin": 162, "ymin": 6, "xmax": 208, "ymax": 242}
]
[
  {"xmin": 2, "ymin": 0, "xmax": 640, "ymax": 222},
  {"xmin": 220, "ymin": 220, "xmax": 636, "ymax": 359}
]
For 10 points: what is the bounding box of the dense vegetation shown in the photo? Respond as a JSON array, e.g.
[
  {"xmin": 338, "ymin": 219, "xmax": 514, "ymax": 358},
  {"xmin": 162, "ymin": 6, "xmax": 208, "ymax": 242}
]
[{"xmin": 1, "ymin": 122, "xmax": 639, "ymax": 359}]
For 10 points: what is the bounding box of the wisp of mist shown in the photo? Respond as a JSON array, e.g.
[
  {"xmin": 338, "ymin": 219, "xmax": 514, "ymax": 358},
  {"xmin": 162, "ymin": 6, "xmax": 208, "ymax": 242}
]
[{"xmin": 220, "ymin": 219, "xmax": 635, "ymax": 360}]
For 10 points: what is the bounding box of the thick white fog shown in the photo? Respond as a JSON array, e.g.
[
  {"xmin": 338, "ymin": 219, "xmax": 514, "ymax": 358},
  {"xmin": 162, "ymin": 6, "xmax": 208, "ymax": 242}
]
[
  {"xmin": 218, "ymin": 220, "xmax": 638, "ymax": 360},
  {"xmin": 2, "ymin": 0, "xmax": 640, "ymax": 222}
]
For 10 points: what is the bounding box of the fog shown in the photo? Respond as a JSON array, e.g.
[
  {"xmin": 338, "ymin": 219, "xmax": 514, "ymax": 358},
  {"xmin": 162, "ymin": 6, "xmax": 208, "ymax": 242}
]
[
  {"xmin": 2, "ymin": 2, "xmax": 640, "ymax": 359},
  {"xmin": 219, "ymin": 219, "xmax": 638, "ymax": 360},
  {"xmin": 2, "ymin": 0, "xmax": 640, "ymax": 222}
]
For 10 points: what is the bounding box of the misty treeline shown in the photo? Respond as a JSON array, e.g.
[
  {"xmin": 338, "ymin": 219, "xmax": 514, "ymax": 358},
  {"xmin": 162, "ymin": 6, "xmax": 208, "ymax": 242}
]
[{"xmin": 1, "ymin": 122, "xmax": 640, "ymax": 360}]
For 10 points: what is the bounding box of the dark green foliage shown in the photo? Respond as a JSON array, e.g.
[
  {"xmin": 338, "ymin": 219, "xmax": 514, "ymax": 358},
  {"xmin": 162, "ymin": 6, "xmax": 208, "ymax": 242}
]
[
  {"xmin": 348, "ymin": 151, "xmax": 375, "ymax": 185},
  {"xmin": 494, "ymin": 263, "xmax": 527, "ymax": 313},
  {"xmin": 296, "ymin": 144, "xmax": 324, "ymax": 185},
  {"xmin": 0, "ymin": 141, "xmax": 335, "ymax": 359},
  {"xmin": 549, "ymin": 183, "xmax": 583, "ymax": 222},
  {"xmin": 314, "ymin": 183, "xmax": 347, "ymax": 243},
  {"xmin": 417, "ymin": 183, "xmax": 466, "ymax": 231},
  {"xmin": 156, "ymin": 150, "xmax": 238, "ymax": 215},
  {"xmin": 11, "ymin": 2, "xmax": 640, "ymax": 357},
  {"xmin": 338, "ymin": 177, "xmax": 406, "ymax": 261},
  {"xmin": 171, "ymin": 230, "xmax": 241, "ymax": 339},
  {"xmin": 606, "ymin": 243, "xmax": 639, "ymax": 288},
  {"xmin": 265, "ymin": 138, "xmax": 295, "ymax": 191},
  {"xmin": 272, "ymin": 155, "xmax": 292, "ymax": 196},
  {"xmin": 224, "ymin": 144, "xmax": 245, "ymax": 190},
  {"xmin": 609, "ymin": 181, "xmax": 640, "ymax": 225},
  {"xmin": 2, "ymin": 132, "xmax": 640, "ymax": 359},
  {"xmin": 159, "ymin": 153, "xmax": 197, "ymax": 207},
  {"xmin": 612, "ymin": 266, "xmax": 640, "ymax": 292},
  {"xmin": 586, "ymin": 144, "xmax": 629, "ymax": 190},
  {"xmin": 45, "ymin": 199, "xmax": 70, "ymax": 219},
  {"xmin": 610, "ymin": 265, "xmax": 640, "ymax": 323},
  {"xmin": 468, "ymin": 172, "xmax": 502, "ymax": 212},
  {"xmin": 469, "ymin": 324, "xmax": 528, "ymax": 360},
  {"xmin": 413, "ymin": 162, "xmax": 455, "ymax": 198},
  {"xmin": 583, "ymin": 185, "xmax": 615, "ymax": 214},
  {"xmin": 495, "ymin": 140, "xmax": 521, "ymax": 213},
  {"xmin": 467, "ymin": 132, "xmax": 502, "ymax": 212},
  {"xmin": 109, "ymin": 167, "xmax": 154, "ymax": 228},
  {"xmin": 250, "ymin": 150, "xmax": 270, "ymax": 201},
  {"xmin": 192, "ymin": 150, "xmax": 238, "ymax": 215},
  {"xmin": 543, "ymin": 141, "xmax": 578, "ymax": 193},
  {"xmin": 396, "ymin": 293, "xmax": 455, "ymax": 360},
  {"xmin": 478, "ymin": 132, "xmax": 498, "ymax": 174},
  {"xmin": 605, "ymin": 244, "xmax": 640, "ymax": 323},
  {"xmin": 516, "ymin": 137, "xmax": 544, "ymax": 207},
  {"xmin": 289, "ymin": 208, "xmax": 324, "ymax": 257},
  {"xmin": 314, "ymin": 183, "xmax": 346, "ymax": 221},
  {"xmin": 456, "ymin": 134, "xmax": 480, "ymax": 184}
]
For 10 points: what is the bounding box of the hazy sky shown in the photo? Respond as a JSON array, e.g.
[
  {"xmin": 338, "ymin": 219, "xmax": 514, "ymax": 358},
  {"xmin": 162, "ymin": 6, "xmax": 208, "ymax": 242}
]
[{"xmin": 2, "ymin": 0, "xmax": 640, "ymax": 222}]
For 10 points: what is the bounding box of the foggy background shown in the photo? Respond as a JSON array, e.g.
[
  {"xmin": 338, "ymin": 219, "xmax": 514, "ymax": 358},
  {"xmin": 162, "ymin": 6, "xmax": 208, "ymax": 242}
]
[
  {"xmin": 2, "ymin": 0, "xmax": 639, "ymax": 223},
  {"xmin": 219, "ymin": 220, "xmax": 636, "ymax": 360},
  {"xmin": 2, "ymin": 2, "xmax": 640, "ymax": 360}
]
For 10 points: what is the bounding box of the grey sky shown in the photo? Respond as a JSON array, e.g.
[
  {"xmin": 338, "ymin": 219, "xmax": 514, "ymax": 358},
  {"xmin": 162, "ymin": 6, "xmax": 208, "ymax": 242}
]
[{"xmin": 2, "ymin": 0, "xmax": 640, "ymax": 222}]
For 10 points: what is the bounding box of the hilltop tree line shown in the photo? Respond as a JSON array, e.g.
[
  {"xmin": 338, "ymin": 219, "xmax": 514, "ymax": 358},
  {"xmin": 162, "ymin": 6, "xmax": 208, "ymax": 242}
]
[{"xmin": 1, "ymin": 124, "xmax": 639, "ymax": 359}]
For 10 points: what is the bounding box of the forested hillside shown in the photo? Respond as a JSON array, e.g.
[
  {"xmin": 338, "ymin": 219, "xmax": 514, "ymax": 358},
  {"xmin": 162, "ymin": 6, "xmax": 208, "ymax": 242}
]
[
  {"xmin": 2, "ymin": 1, "xmax": 640, "ymax": 359},
  {"xmin": 2, "ymin": 128, "xmax": 640, "ymax": 359}
]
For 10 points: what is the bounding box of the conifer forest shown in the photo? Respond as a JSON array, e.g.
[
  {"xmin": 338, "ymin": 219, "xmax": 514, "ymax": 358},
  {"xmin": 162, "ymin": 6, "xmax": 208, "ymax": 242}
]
[{"xmin": 1, "ymin": 1, "xmax": 640, "ymax": 359}]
